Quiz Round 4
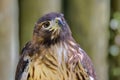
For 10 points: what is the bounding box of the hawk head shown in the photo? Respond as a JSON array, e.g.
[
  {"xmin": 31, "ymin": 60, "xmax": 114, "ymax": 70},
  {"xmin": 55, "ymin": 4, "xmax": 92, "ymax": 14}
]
[{"xmin": 33, "ymin": 12, "xmax": 71, "ymax": 45}]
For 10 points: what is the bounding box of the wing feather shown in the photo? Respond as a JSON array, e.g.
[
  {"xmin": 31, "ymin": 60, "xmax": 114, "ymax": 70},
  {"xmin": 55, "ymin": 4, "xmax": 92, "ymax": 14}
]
[
  {"xmin": 15, "ymin": 42, "xmax": 31, "ymax": 80},
  {"xmin": 78, "ymin": 47, "xmax": 96, "ymax": 80}
]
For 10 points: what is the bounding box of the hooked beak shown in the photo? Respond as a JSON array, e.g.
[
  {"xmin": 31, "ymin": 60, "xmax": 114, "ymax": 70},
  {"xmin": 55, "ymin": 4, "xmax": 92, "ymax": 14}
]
[
  {"xmin": 49, "ymin": 17, "xmax": 64, "ymax": 32},
  {"xmin": 49, "ymin": 17, "xmax": 64, "ymax": 39},
  {"xmin": 55, "ymin": 17, "xmax": 65, "ymax": 27}
]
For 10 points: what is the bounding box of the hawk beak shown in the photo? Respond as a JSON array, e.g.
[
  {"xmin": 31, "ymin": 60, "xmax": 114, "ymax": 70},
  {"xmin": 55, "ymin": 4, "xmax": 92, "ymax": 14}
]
[
  {"xmin": 55, "ymin": 17, "xmax": 64, "ymax": 27},
  {"xmin": 50, "ymin": 17, "xmax": 63, "ymax": 39},
  {"xmin": 49, "ymin": 17, "xmax": 63, "ymax": 31}
]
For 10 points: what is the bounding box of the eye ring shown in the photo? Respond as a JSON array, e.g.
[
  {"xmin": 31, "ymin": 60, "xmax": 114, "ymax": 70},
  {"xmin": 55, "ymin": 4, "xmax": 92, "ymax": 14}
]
[{"xmin": 42, "ymin": 21, "xmax": 50, "ymax": 28}]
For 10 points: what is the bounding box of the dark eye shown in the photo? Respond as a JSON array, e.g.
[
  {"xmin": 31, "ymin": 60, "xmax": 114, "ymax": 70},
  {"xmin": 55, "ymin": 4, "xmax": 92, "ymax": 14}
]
[{"xmin": 42, "ymin": 21, "xmax": 50, "ymax": 28}]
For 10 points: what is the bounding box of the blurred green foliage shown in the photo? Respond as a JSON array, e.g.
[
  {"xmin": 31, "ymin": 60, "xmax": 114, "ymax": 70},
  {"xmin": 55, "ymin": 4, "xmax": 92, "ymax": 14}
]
[{"xmin": 109, "ymin": 12, "xmax": 120, "ymax": 80}]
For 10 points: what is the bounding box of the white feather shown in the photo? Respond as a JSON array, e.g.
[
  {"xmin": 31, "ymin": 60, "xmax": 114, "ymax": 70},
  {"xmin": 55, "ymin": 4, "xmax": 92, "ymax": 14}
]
[
  {"xmin": 89, "ymin": 76, "xmax": 94, "ymax": 80},
  {"xmin": 21, "ymin": 66, "xmax": 29, "ymax": 80}
]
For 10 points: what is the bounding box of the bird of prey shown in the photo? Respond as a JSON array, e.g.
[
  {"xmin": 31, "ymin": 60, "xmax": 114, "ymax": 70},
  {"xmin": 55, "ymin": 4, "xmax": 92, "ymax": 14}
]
[{"xmin": 15, "ymin": 12, "xmax": 96, "ymax": 80}]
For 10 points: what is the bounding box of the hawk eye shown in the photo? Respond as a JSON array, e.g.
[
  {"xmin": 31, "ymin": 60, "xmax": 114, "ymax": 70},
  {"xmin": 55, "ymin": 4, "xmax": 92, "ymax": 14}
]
[{"xmin": 42, "ymin": 21, "xmax": 50, "ymax": 28}]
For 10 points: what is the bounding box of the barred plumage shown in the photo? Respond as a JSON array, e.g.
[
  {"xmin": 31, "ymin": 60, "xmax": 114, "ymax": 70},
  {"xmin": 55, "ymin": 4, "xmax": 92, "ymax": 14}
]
[{"xmin": 15, "ymin": 12, "xmax": 96, "ymax": 80}]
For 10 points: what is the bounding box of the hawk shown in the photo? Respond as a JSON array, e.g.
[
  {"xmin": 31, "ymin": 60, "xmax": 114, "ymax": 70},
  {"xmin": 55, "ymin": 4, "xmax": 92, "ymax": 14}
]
[{"xmin": 15, "ymin": 12, "xmax": 96, "ymax": 80}]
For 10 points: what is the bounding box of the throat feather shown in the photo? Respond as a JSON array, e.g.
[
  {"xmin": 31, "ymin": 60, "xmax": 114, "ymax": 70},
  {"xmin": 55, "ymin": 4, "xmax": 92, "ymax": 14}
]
[{"xmin": 49, "ymin": 42, "xmax": 68, "ymax": 64}]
